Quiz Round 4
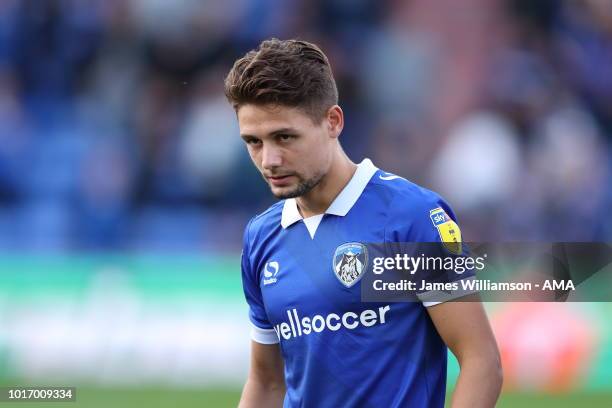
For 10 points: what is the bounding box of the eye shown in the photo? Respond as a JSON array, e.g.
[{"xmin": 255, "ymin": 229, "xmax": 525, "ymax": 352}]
[
  {"xmin": 244, "ymin": 137, "xmax": 262, "ymax": 146},
  {"xmin": 277, "ymin": 134, "xmax": 295, "ymax": 142}
]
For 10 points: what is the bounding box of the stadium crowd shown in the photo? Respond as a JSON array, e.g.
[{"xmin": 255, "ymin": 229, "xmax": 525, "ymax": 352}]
[{"xmin": 0, "ymin": 0, "xmax": 610, "ymax": 251}]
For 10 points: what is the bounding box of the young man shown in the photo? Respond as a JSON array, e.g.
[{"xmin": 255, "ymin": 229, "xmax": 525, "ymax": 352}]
[{"xmin": 224, "ymin": 39, "xmax": 502, "ymax": 408}]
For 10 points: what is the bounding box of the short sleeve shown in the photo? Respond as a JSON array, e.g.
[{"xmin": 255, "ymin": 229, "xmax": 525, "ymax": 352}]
[
  {"xmin": 419, "ymin": 196, "xmax": 476, "ymax": 306},
  {"xmin": 241, "ymin": 220, "xmax": 279, "ymax": 344},
  {"xmin": 386, "ymin": 191, "xmax": 476, "ymax": 307}
]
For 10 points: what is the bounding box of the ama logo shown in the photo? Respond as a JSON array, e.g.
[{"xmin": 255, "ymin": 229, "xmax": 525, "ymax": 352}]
[{"xmin": 263, "ymin": 261, "xmax": 279, "ymax": 286}]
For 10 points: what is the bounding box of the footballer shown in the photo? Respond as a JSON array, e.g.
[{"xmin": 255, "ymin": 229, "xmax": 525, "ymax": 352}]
[{"xmin": 224, "ymin": 39, "xmax": 502, "ymax": 408}]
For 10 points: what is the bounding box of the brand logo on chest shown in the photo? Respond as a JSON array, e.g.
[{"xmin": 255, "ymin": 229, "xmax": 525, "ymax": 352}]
[{"xmin": 262, "ymin": 261, "xmax": 280, "ymax": 286}]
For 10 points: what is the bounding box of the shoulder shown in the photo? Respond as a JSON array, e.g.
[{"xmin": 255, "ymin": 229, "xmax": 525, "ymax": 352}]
[
  {"xmin": 367, "ymin": 170, "xmax": 448, "ymax": 217},
  {"xmin": 243, "ymin": 201, "xmax": 284, "ymax": 247},
  {"xmin": 367, "ymin": 169, "xmax": 457, "ymax": 241}
]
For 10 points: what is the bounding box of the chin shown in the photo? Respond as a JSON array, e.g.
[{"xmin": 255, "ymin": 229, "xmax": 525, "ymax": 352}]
[{"xmin": 270, "ymin": 186, "xmax": 300, "ymax": 199}]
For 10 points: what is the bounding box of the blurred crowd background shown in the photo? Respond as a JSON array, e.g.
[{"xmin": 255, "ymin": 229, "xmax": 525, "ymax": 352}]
[
  {"xmin": 1, "ymin": 0, "xmax": 611, "ymax": 253},
  {"xmin": 0, "ymin": 1, "xmax": 611, "ymax": 404}
]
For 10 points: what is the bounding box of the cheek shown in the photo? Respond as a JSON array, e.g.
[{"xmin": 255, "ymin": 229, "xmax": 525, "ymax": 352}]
[
  {"xmin": 311, "ymin": 135, "xmax": 332, "ymax": 161},
  {"xmin": 300, "ymin": 141, "xmax": 331, "ymax": 174},
  {"xmin": 247, "ymin": 148, "xmax": 263, "ymax": 169}
]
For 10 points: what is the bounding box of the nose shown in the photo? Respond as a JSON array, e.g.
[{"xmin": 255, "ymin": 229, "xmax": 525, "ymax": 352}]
[{"xmin": 261, "ymin": 143, "xmax": 283, "ymax": 170}]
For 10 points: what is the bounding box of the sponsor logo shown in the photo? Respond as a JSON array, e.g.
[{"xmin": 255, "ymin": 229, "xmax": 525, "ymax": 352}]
[
  {"xmin": 429, "ymin": 207, "xmax": 462, "ymax": 255},
  {"xmin": 263, "ymin": 261, "xmax": 279, "ymax": 286},
  {"xmin": 274, "ymin": 306, "xmax": 391, "ymax": 341},
  {"xmin": 333, "ymin": 242, "xmax": 368, "ymax": 287}
]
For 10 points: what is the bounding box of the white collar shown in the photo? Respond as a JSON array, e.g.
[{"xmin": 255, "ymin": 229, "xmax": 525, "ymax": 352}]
[{"xmin": 280, "ymin": 158, "xmax": 378, "ymax": 229}]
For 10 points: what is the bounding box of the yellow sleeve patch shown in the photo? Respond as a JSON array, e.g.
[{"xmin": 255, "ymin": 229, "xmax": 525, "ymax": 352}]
[{"xmin": 429, "ymin": 207, "xmax": 462, "ymax": 255}]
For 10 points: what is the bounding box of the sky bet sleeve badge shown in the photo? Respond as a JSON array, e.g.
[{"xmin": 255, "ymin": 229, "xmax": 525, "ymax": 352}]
[
  {"xmin": 429, "ymin": 207, "xmax": 462, "ymax": 255},
  {"xmin": 333, "ymin": 242, "xmax": 368, "ymax": 287}
]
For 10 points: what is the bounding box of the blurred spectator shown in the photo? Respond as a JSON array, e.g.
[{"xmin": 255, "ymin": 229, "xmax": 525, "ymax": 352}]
[
  {"xmin": 0, "ymin": 0, "xmax": 610, "ymax": 252},
  {"xmin": 73, "ymin": 137, "xmax": 133, "ymax": 249},
  {"xmin": 429, "ymin": 112, "xmax": 522, "ymax": 240}
]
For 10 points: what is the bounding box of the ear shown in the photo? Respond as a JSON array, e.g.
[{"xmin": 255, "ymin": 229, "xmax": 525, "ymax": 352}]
[{"xmin": 326, "ymin": 105, "xmax": 344, "ymax": 139}]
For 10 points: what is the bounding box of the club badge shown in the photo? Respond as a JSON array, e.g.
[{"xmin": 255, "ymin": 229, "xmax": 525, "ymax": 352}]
[{"xmin": 333, "ymin": 242, "xmax": 368, "ymax": 287}]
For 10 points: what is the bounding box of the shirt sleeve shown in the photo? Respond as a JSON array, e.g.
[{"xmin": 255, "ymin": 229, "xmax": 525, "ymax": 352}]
[
  {"xmin": 387, "ymin": 191, "xmax": 477, "ymax": 307},
  {"xmin": 241, "ymin": 219, "xmax": 279, "ymax": 344},
  {"xmin": 419, "ymin": 197, "xmax": 477, "ymax": 307}
]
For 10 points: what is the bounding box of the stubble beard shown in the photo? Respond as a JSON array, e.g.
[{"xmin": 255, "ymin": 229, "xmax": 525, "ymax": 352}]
[{"xmin": 271, "ymin": 172, "xmax": 325, "ymax": 199}]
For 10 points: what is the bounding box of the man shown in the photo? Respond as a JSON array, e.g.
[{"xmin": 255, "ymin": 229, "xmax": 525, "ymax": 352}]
[{"xmin": 224, "ymin": 38, "xmax": 502, "ymax": 408}]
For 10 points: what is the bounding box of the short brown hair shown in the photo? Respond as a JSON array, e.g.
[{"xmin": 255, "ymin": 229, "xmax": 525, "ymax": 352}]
[{"xmin": 224, "ymin": 38, "xmax": 338, "ymax": 122}]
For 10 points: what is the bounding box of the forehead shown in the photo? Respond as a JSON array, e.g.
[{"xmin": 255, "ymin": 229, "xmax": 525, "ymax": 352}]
[{"xmin": 237, "ymin": 104, "xmax": 316, "ymax": 136}]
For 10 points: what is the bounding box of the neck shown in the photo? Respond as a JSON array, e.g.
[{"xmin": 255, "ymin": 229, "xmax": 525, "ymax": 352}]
[{"xmin": 296, "ymin": 149, "xmax": 356, "ymax": 218}]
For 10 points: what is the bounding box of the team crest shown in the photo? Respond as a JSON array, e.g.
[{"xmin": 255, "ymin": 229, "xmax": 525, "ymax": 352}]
[
  {"xmin": 430, "ymin": 207, "xmax": 462, "ymax": 255},
  {"xmin": 333, "ymin": 242, "xmax": 368, "ymax": 287}
]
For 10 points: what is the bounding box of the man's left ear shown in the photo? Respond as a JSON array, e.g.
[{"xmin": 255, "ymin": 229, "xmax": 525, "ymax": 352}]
[{"xmin": 327, "ymin": 105, "xmax": 344, "ymax": 138}]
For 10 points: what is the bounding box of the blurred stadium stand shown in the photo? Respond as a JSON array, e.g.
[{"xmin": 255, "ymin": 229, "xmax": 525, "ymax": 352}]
[
  {"xmin": 0, "ymin": 0, "xmax": 610, "ymax": 251},
  {"xmin": 0, "ymin": 0, "xmax": 611, "ymax": 402}
]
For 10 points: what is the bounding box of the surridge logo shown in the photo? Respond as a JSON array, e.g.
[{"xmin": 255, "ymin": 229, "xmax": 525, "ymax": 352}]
[{"xmin": 263, "ymin": 261, "xmax": 279, "ymax": 286}]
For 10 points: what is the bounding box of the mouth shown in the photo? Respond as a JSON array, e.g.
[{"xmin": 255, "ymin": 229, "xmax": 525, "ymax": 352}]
[{"xmin": 266, "ymin": 174, "xmax": 294, "ymax": 187}]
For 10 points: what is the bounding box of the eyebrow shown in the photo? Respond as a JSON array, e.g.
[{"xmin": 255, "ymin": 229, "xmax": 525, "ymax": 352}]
[{"xmin": 240, "ymin": 127, "xmax": 297, "ymax": 139}]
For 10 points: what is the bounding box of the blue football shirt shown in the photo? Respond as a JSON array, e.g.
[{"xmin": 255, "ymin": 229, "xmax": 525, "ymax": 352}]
[{"xmin": 241, "ymin": 158, "xmax": 473, "ymax": 408}]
